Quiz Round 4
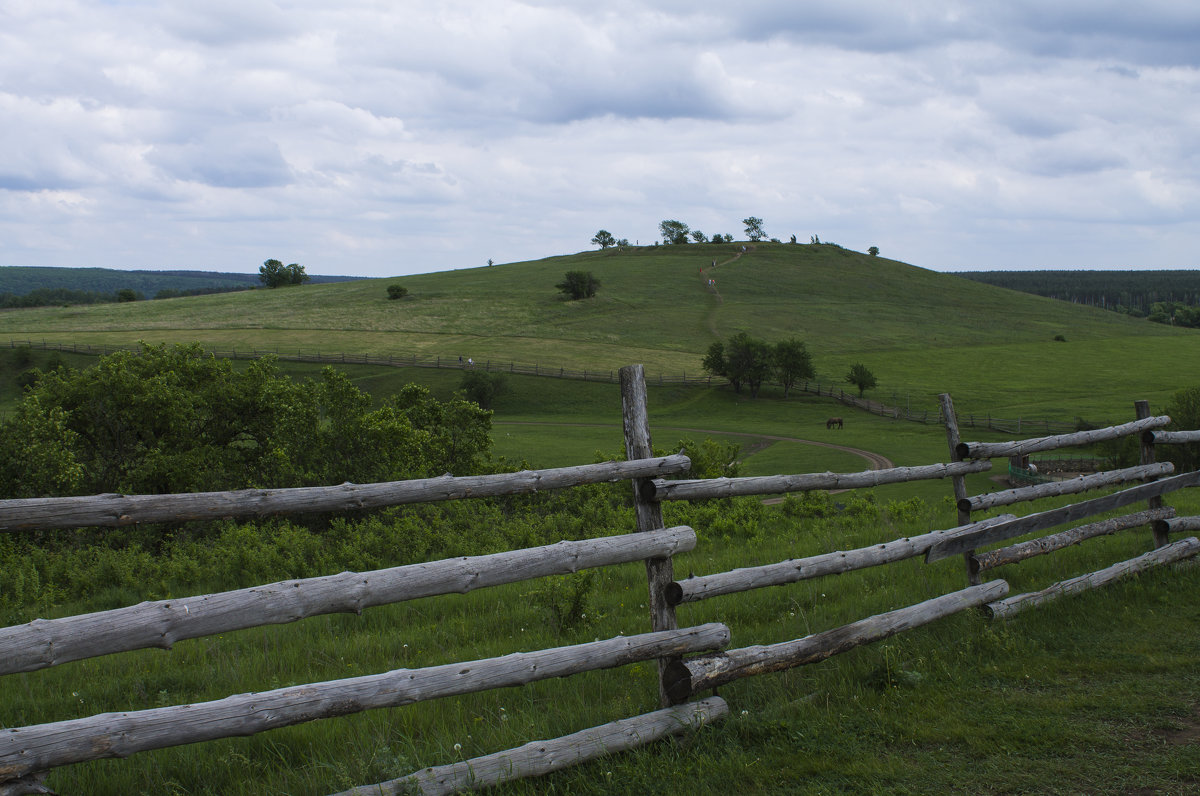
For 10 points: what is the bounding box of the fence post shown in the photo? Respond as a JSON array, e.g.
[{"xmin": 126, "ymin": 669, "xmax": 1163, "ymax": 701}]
[
  {"xmin": 620, "ymin": 365, "xmax": 678, "ymax": 707},
  {"xmin": 940, "ymin": 393, "xmax": 981, "ymax": 585},
  {"xmin": 1136, "ymin": 399, "xmax": 1169, "ymax": 548}
]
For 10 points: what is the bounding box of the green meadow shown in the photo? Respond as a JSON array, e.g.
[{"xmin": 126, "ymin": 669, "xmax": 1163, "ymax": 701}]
[{"xmin": 2, "ymin": 247, "xmax": 1200, "ymax": 793}]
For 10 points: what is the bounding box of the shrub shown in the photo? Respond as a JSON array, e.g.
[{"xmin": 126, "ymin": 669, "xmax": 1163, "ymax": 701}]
[{"xmin": 387, "ymin": 284, "xmax": 409, "ymax": 300}]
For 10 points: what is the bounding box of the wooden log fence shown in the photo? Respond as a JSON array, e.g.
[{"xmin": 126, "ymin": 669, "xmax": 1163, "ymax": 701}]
[
  {"xmin": 0, "ymin": 455, "xmax": 691, "ymax": 533},
  {"xmin": 4, "ymin": 380, "xmax": 1200, "ymax": 792},
  {"xmin": 984, "ymin": 538, "xmax": 1200, "ymax": 620},
  {"xmin": 0, "ymin": 624, "xmax": 731, "ymax": 784},
  {"xmin": 961, "ymin": 462, "xmax": 1174, "ymax": 513},
  {"xmin": 337, "ymin": 697, "xmax": 729, "ymax": 796},
  {"xmin": 0, "ymin": 526, "xmax": 698, "ymax": 676}
]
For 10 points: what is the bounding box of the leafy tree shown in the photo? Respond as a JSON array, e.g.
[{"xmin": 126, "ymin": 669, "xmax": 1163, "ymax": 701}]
[
  {"xmin": 460, "ymin": 371, "xmax": 507, "ymax": 410},
  {"xmin": 387, "ymin": 284, "xmax": 409, "ymax": 300},
  {"xmin": 591, "ymin": 230, "xmax": 616, "ymax": 249},
  {"xmin": 259, "ymin": 259, "xmax": 309, "ymax": 288},
  {"xmin": 846, "ymin": 363, "xmax": 878, "ymax": 397},
  {"xmin": 868, "ymin": 246, "xmax": 880, "ymax": 256},
  {"xmin": 659, "ymin": 220, "xmax": 691, "ymax": 245},
  {"xmin": 773, "ymin": 338, "xmax": 814, "ymax": 397},
  {"xmin": 725, "ymin": 332, "xmax": 774, "ymax": 398},
  {"xmin": 701, "ymin": 341, "xmax": 729, "ymax": 388},
  {"xmin": 556, "ymin": 271, "xmax": 600, "ymax": 300},
  {"xmin": 0, "ymin": 343, "xmax": 494, "ymax": 498},
  {"xmin": 743, "ymin": 217, "xmax": 765, "ymax": 242},
  {"xmin": 691, "ymin": 230, "xmax": 709, "ymax": 244},
  {"xmin": 116, "ymin": 288, "xmax": 142, "ymax": 302}
]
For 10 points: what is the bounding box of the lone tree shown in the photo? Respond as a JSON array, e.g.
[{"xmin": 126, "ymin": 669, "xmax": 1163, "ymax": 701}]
[
  {"xmin": 743, "ymin": 217, "xmax": 766, "ymax": 242},
  {"xmin": 868, "ymin": 246, "xmax": 880, "ymax": 256},
  {"xmin": 773, "ymin": 338, "xmax": 814, "ymax": 397},
  {"xmin": 259, "ymin": 259, "xmax": 309, "ymax": 288},
  {"xmin": 659, "ymin": 220, "xmax": 691, "ymax": 245},
  {"xmin": 591, "ymin": 230, "xmax": 616, "ymax": 249},
  {"xmin": 846, "ymin": 363, "xmax": 878, "ymax": 397},
  {"xmin": 556, "ymin": 270, "xmax": 600, "ymax": 300},
  {"xmin": 387, "ymin": 284, "xmax": 409, "ymax": 300}
]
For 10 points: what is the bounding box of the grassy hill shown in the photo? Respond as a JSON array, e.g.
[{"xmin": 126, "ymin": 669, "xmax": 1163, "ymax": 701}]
[{"xmin": 1, "ymin": 243, "xmax": 1196, "ymax": 418}]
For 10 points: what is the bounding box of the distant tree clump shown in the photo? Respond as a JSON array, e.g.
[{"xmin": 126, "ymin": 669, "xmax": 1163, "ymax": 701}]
[
  {"xmin": 556, "ymin": 271, "xmax": 600, "ymax": 300},
  {"xmin": 387, "ymin": 284, "xmax": 409, "ymax": 300},
  {"xmin": 259, "ymin": 259, "xmax": 309, "ymax": 288},
  {"xmin": 743, "ymin": 217, "xmax": 765, "ymax": 242},
  {"xmin": 773, "ymin": 338, "xmax": 814, "ymax": 397},
  {"xmin": 868, "ymin": 246, "xmax": 880, "ymax": 257},
  {"xmin": 846, "ymin": 363, "xmax": 878, "ymax": 397},
  {"xmin": 460, "ymin": 371, "xmax": 507, "ymax": 410},
  {"xmin": 116, "ymin": 289, "xmax": 142, "ymax": 302},
  {"xmin": 591, "ymin": 230, "xmax": 617, "ymax": 249},
  {"xmin": 659, "ymin": 220, "xmax": 691, "ymax": 245}
]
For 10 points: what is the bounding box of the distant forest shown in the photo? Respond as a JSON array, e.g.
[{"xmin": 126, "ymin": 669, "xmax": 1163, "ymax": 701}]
[
  {"xmin": 956, "ymin": 270, "xmax": 1200, "ymax": 329},
  {"xmin": 0, "ymin": 267, "xmax": 362, "ymax": 309}
]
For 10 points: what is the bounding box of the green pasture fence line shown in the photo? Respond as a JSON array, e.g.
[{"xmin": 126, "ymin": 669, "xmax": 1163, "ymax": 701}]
[{"xmin": 3, "ymin": 339, "xmax": 1102, "ymax": 432}]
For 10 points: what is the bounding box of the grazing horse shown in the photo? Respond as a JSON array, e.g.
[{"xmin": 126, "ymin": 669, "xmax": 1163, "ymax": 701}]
[{"xmin": 826, "ymin": 417, "xmax": 843, "ymax": 429}]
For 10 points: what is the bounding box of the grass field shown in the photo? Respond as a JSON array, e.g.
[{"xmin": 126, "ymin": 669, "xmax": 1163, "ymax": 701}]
[{"xmin": 3, "ymin": 250, "xmax": 1200, "ymax": 793}]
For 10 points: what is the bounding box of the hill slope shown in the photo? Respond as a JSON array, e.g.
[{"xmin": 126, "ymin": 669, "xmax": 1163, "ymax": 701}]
[{"xmin": 0, "ymin": 244, "xmax": 1195, "ymax": 417}]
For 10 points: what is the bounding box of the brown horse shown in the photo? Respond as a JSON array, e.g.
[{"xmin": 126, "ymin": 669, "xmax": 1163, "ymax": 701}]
[{"xmin": 826, "ymin": 417, "xmax": 843, "ymax": 429}]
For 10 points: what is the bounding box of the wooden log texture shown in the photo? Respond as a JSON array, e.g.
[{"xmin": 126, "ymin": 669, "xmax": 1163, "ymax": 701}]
[
  {"xmin": 651, "ymin": 461, "xmax": 990, "ymax": 501},
  {"xmin": 985, "ymin": 537, "xmax": 1200, "ymax": 619},
  {"xmin": 961, "ymin": 462, "xmax": 1174, "ymax": 513},
  {"xmin": 0, "ymin": 455, "xmax": 692, "ymax": 533},
  {"xmin": 926, "ymin": 470, "xmax": 1200, "ymax": 563},
  {"xmin": 0, "ymin": 526, "xmax": 698, "ymax": 676},
  {"xmin": 1152, "ymin": 515, "xmax": 1200, "ymax": 538},
  {"xmin": 621, "ymin": 365, "xmax": 678, "ymax": 707},
  {"xmin": 974, "ymin": 507, "xmax": 1176, "ymax": 571},
  {"xmin": 667, "ymin": 514, "xmax": 1017, "ymax": 605},
  {"xmin": 956, "ymin": 415, "xmax": 1170, "ymax": 460},
  {"xmin": 0, "ymin": 624, "xmax": 730, "ymax": 784},
  {"xmin": 335, "ymin": 697, "xmax": 729, "ymax": 796},
  {"xmin": 665, "ymin": 581, "xmax": 1008, "ymax": 701},
  {"xmin": 1147, "ymin": 429, "xmax": 1200, "ymax": 445}
]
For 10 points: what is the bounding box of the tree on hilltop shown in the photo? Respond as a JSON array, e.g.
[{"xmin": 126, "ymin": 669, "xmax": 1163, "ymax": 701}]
[
  {"xmin": 591, "ymin": 230, "xmax": 616, "ymax": 249},
  {"xmin": 659, "ymin": 220, "xmax": 691, "ymax": 245},
  {"xmin": 259, "ymin": 259, "xmax": 309, "ymax": 288},
  {"xmin": 743, "ymin": 217, "xmax": 765, "ymax": 242}
]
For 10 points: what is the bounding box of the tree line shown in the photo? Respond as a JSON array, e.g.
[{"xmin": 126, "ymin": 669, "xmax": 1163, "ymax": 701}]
[
  {"xmin": 702, "ymin": 333, "xmax": 877, "ymax": 400},
  {"xmin": 590, "ymin": 218, "xmax": 878, "ymax": 254},
  {"xmin": 956, "ymin": 269, "xmax": 1200, "ymax": 320}
]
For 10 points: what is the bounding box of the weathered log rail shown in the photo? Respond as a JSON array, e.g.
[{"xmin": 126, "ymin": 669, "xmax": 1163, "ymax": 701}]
[{"xmin": 3, "ymin": 375, "xmax": 1200, "ymax": 794}]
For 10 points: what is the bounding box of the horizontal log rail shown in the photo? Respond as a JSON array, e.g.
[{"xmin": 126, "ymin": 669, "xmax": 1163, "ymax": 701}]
[
  {"xmin": 651, "ymin": 461, "xmax": 991, "ymax": 502},
  {"xmin": 664, "ymin": 582, "xmax": 1008, "ymax": 702},
  {"xmin": 666, "ymin": 515, "xmax": 1017, "ymax": 605},
  {"xmin": 0, "ymin": 455, "xmax": 691, "ymax": 533},
  {"xmin": 0, "ymin": 624, "xmax": 730, "ymax": 785},
  {"xmin": 1152, "ymin": 515, "xmax": 1200, "ymax": 538},
  {"xmin": 1146, "ymin": 429, "xmax": 1200, "ymax": 445},
  {"xmin": 973, "ymin": 508, "xmax": 1176, "ymax": 572},
  {"xmin": 926, "ymin": 470, "xmax": 1200, "ymax": 563},
  {"xmin": 0, "ymin": 526, "xmax": 697, "ymax": 676},
  {"xmin": 984, "ymin": 538, "xmax": 1200, "ymax": 620},
  {"xmin": 956, "ymin": 415, "xmax": 1170, "ymax": 460},
  {"xmin": 961, "ymin": 462, "xmax": 1174, "ymax": 513},
  {"xmin": 338, "ymin": 697, "xmax": 729, "ymax": 796}
]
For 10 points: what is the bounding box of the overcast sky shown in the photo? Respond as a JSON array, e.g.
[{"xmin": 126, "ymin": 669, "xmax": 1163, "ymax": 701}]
[{"xmin": 2, "ymin": 1, "xmax": 1198, "ymax": 277}]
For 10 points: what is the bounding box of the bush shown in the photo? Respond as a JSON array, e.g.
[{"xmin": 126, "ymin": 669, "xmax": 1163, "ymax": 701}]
[
  {"xmin": 556, "ymin": 271, "xmax": 600, "ymax": 300},
  {"xmin": 387, "ymin": 284, "xmax": 409, "ymax": 300}
]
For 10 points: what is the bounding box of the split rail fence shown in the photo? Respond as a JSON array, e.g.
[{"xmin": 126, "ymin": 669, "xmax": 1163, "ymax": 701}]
[{"xmin": 2, "ymin": 366, "xmax": 1199, "ymax": 794}]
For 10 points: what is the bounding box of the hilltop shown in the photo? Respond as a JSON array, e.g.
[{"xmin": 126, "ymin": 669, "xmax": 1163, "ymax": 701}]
[{"xmin": 0, "ymin": 243, "xmax": 1195, "ymax": 417}]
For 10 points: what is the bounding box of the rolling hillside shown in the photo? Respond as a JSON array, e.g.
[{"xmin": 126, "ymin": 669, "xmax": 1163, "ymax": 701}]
[{"xmin": 1, "ymin": 243, "xmax": 1196, "ymax": 417}]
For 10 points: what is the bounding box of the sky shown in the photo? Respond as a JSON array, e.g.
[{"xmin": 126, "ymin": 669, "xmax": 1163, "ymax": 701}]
[{"xmin": 2, "ymin": 1, "xmax": 1198, "ymax": 278}]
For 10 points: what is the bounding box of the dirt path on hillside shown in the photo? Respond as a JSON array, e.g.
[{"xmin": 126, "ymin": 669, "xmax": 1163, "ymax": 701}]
[{"xmin": 699, "ymin": 246, "xmax": 753, "ymax": 336}]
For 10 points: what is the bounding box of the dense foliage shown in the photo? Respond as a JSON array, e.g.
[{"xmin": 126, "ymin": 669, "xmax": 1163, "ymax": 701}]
[
  {"xmin": 0, "ymin": 343, "xmax": 493, "ymax": 498},
  {"xmin": 555, "ymin": 270, "xmax": 600, "ymax": 300},
  {"xmin": 702, "ymin": 334, "xmax": 815, "ymax": 398},
  {"xmin": 956, "ymin": 269, "xmax": 1200, "ymax": 319}
]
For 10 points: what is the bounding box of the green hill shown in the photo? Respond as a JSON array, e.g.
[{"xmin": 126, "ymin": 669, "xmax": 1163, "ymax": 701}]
[{"xmin": 1, "ymin": 243, "xmax": 1195, "ymax": 418}]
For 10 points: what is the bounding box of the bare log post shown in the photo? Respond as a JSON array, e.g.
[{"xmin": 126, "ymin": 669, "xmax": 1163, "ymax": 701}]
[
  {"xmin": 1136, "ymin": 400, "xmax": 1169, "ymax": 547},
  {"xmin": 340, "ymin": 697, "xmax": 729, "ymax": 796},
  {"xmin": 620, "ymin": 364, "xmax": 678, "ymax": 707},
  {"xmin": 940, "ymin": 393, "xmax": 979, "ymax": 584}
]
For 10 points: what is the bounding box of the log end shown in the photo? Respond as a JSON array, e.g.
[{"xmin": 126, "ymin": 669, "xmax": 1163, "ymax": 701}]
[
  {"xmin": 664, "ymin": 582, "xmax": 685, "ymax": 606},
  {"xmin": 663, "ymin": 658, "xmax": 695, "ymax": 705}
]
